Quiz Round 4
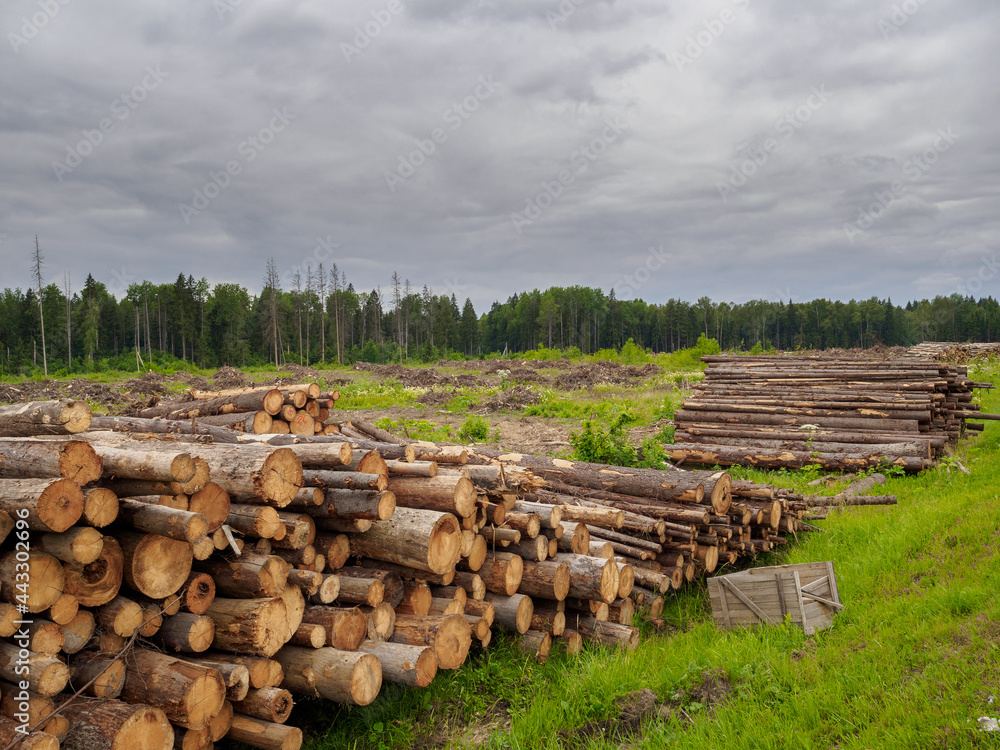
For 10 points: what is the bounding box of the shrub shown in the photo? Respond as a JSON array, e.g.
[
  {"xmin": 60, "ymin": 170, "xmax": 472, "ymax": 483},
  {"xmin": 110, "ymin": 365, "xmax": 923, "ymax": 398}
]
[
  {"xmin": 570, "ymin": 412, "xmax": 637, "ymax": 466},
  {"xmin": 458, "ymin": 416, "xmax": 490, "ymax": 443}
]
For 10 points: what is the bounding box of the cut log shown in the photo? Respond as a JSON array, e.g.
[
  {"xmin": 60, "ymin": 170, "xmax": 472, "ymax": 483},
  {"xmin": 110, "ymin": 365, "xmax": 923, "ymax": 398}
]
[
  {"xmin": 97, "ymin": 595, "xmax": 144, "ymax": 637},
  {"xmin": 118, "ymin": 530, "xmax": 193, "ymax": 599},
  {"xmin": 388, "ymin": 475, "xmax": 477, "ymax": 518},
  {"xmin": 183, "ymin": 657, "xmax": 252, "ymax": 701},
  {"xmin": 187, "ymin": 482, "xmax": 231, "ymax": 532},
  {"xmin": 483, "ymin": 592, "xmax": 533, "ymax": 634},
  {"xmin": 196, "ymin": 411, "xmax": 275, "ymax": 433},
  {"xmin": 194, "ymin": 445, "xmax": 303, "ymax": 507},
  {"xmin": 304, "ymin": 469, "xmax": 387, "ymax": 491},
  {"xmin": 518, "ymin": 559, "xmax": 570, "ymax": 601},
  {"xmin": 307, "ymin": 488, "xmax": 396, "ymax": 522},
  {"xmin": 0, "ymin": 642, "xmax": 69, "ymax": 696},
  {"xmin": 348, "ymin": 507, "xmax": 461, "ymax": 575},
  {"xmin": 155, "ymin": 613, "xmax": 216, "ymax": 653},
  {"xmin": 57, "ymin": 696, "xmax": 174, "ymax": 750},
  {"xmin": 462, "ymin": 552, "xmax": 522, "ymax": 596},
  {"xmin": 118, "ymin": 649, "xmax": 227, "ymax": 729},
  {"xmin": 0, "ymin": 477, "xmax": 84, "ymax": 532},
  {"xmin": 204, "ymin": 596, "xmax": 289, "ymax": 657},
  {"xmin": 119, "ymin": 499, "xmax": 209, "ymax": 543},
  {"xmin": 47, "ymin": 591, "xmax": 79, "ymax": 624},
  {"xmin": 233, "ymin": 686, "xmax": 294, "ymax": 724},
  {"xmin": 94, "ymin": 445, "xmax": 196, "ymax": 483},
  {"xmin": 40, "ymin": 525, "xmax": 104, "ymax": 564},
  {"xmin": 0, "ymin": 551, "xmax": 64, "ymax": 612},
  {"xmin": 276, "ymin": 646, "xmax": 381, "ymax": 705},
  {"xmin": 357, "ymin": 641, "xmax": 437, "ymax": 688},
  {"xmin": 391, "ymin": 614, "xmax": 471, "ymax": 670},
  {"xmin": 0, "ymin": 438, "xmax": 102, "ymax": 483},
  {"xmin": 138, "ymin": 388, "xmax": 285, "ymax": 419},
  {"xmin": 62, "ymin": 536, "xmax": 123, "ymax": 607},
  {"xmin": 226, "ymin": 714, "xmax": 302, "ymax": 750},
  {"xmin": 196, "ymin": 554, "xmax": 289, "ymax": 598},
  {"xmin": 301, "ymin": 606, "xmax": 368, "ymax": 651},
  {"xmin": 573, "ymin": 617, "xmax": 641, "ymax": 650},
  {"xmin": 551, "ymin": 553, "xmax": 619, "ymax": 603},
  {"xmin": 0, "ymin": 399, "xmax": 91, "ymax": 436}
]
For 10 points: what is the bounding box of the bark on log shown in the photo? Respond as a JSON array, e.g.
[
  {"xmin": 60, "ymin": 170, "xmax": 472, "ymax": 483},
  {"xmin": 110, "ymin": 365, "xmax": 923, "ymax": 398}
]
[
  {"xmin": 357, "ymin": 641, "xmax": 437, "ymax": 687},
  {"xmin": 155, "ymin": 613, "xmax": 216, "ymax": 653},
  {"xmin": 663, "ymin": 444, "xmax": 929, "ymax": 472},
  {"xmin": 348, "ymin": 507, "xmax": 462, "ymax": 575},
  {"xmin": 94, "ymin": 445, "xmax": 196, "ymax": 483},
  {"xmin": 232, "ymin": 686, "xmax": 293, "ymax": 724},
  {"xmin": 39, "ymin": 525, "xmax": 104, "ymax": 564},
  {"xmin": 0, "ymin": 478, "xmax": 84, "ymax": 532},
  {"xmin": 137, "ymin": 389, "xmax": 285, "ymax": 419},
  {"xmin": 58, "ymin": 696, "xmax": 174, "ymax": 750},
  {"xmin": 119, "ymin": 499, "xmax": 208, "ymax": 543},
  {"xmin": 304, "ymin": 470, "xmax": 386, "ymax": 492},
  {"xmin": 0, "ymin": 642, "xmax": 69, "ymax": 696},
  {"xmin": 387, "ymin": 475, "xmax": 477, "ymax": 518},
  {"xmin": 275, "ymin": 646, "xmax": 381, "ymax": 705},
  {"xmin": 203, "ymin": 596, "xmax": 289, "ymax": 657},
  {"xmin": 517, "ymin": 559, "xmax": 570, "ymax": 601},
  {"xmin": 460, "ymin": 552, "xmax": 522, "ymax": 596},
  {"xmin": 390, "ymin": 614, "xmax": 471, "ymax": 670},
  {"xmin": 551, "ymin": 553, "xmax": 619, "ymax": 603},
  {"xmin": 301, "ymin": 605, "xmax": 368, "ymax": 651},
  {"xmin": 482, "ymin": 593, "xmax": 533, "ymax": 634},
  {"xmin": 195, "ymin": 411, "xmax": 274, "ymax": 434},
  {"xmin": 119, "ymin": 649, "xmax": 226, "ymax": 730},
  {"xmin": 306, "ymin": 489, "xmax": 395, "ymax": 521},
  {"xmin": 226, "ymin": 714, "xmax": 302, "ymax": 750},
  {"xmin": 0, "ymin": 400, "xmax": 91, "ymax": 436},
  {"xmin": 193, "ymin": 445, "xmax": 303, "ymax": 507},
  {"xmin": 0, "ymin": 438, "xmax": 102, "ymax": 484}
]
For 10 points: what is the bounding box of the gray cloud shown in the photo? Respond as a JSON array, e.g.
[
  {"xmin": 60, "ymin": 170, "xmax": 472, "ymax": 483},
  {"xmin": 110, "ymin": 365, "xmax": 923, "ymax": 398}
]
[{"xmin": 0, "ymin": 0, "xmax": 997, "ymax": 312}]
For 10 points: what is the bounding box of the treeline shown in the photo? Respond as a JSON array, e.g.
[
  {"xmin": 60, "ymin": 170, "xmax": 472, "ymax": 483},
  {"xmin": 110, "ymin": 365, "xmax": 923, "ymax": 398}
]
[{"xmin": 1, "ymin": 263, "xmax": 998, "ymax": 375}]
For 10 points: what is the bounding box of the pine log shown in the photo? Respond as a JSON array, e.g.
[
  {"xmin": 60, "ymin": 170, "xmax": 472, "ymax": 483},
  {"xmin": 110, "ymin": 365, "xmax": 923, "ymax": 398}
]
[
  {"xmin": 663, "ymin": 444, "xmax": 929, "ymax": 472},
  {"xmin": 461, "ymin": 552, "xmax": 522, "ymax": 596},
  {"xmin": 39, "ymin": 525, "xmax": 104, "ymax": 565},
  {"xmin": 0, "ymin": 642, "xmax": 69, "ymax": 696},
  {"xmin": 301, "ymin": 605, "xmax": 368, "ymax": 651},
  {"xmin": 116, "ymin": 530, "xmax": 193, "ymax": 599},
  {"xmin": 348, "ymin": 507, "xmax": 461, "ymax": 575},
  {"xmin": 391, "ymin": 614, "xmax": 471, "ymax": 670},
  {"xmin": 551, "ymin": 553, "xmax": 619, "ymax": 603},
  {"xmin": 57, "ymin": 696, "xmax": 174, "ymax": 750},
  {"xmin": 226, "ymin": 714, "xmax": 302, "ymax": 750},
  {"xmin": 233, "ymin": 686, "xmax": 294, "ymax": 724},
  {"xmin": 0, "ymin": 478, "xmax": 84, "ymax": 532},
  {"xmin": 357, "ymin": 641, "xmax": 437, "ymax": 688},
  {"xmin": 196, "ymin": 411, "xmax": 275, "ymax": 433},
  {"xmin": 517, "ymin": 559, "xmax": 570, "ymax": 601},
  {"xmin": 183, "ymin": 657, "xmax": 252, "ymax": 700},
  {"xmin": 204, "ymin": 596, "xmax": 288, "ymax": 657},
  {"xmin": 119, "ymin": 649, "xmax": 226, "ymax": 730},
  {"xmin": 307, "ymin": 489, "xmax": 396, "ymax": 521},
  {"xmin": 275, "ymin": 646, "xmax": 381, "ymax": 705},
  {"xmin": 290, "ymin": 622, "xmax": 327, "ymax": 648},
  {"xmin": 189, "ymin": 653, "xmax": 279, "ymax": 690},
  {"xmin": 388, "ymin": 475, "xmax": 477, "ymax": 518},
  {"xmin": 0, "ymin": 551, "xmax": 64, "ymax": 613},
  {"xmin": 154, "ymin": 613, "xmax": 215, "ymax": 653},
  {"xmin": 0, "ymin": 399, "xmax": 91, "ymax": 436},
  {"xmin": 138, "ymin": 388, "xmax": 285, "ymax": 419},
  {"xmin": 0, "ymin": 438, "xmax": 101, "ymax": 484},
  {"xmin": 94, "ymin": 445, "xmax": 196, "ymax": 484},
  {"xmin": 186, "ymin": 482, "xmax": 231, "ymax": 533},
  {"xmin": 304, "ymin": 469, "xmax": 387, "ymax": 491},
  {"xmin": 193, "ymin": 445, "xmax": 303, "ymax": 507},
  {"xmin": 482, "ymin": 593, "xmax": 533, "ymax": 634},
  {"xmin": 517, "ymin": 630, "xmax": 552, "ymax": 661},
  {"xmin": 119, "ymin": 500, "xmax": 208, "ymax": 543},
  {"xmin": 573, "ymin": 616, "xmax": 641, "ymax": 650}
]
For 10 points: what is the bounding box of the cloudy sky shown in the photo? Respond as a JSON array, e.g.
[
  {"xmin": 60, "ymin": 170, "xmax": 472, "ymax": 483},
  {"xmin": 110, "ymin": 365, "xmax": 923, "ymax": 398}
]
[{"xmin": 1, "ymin": 0, "xmax": 997, "ymax": 311}]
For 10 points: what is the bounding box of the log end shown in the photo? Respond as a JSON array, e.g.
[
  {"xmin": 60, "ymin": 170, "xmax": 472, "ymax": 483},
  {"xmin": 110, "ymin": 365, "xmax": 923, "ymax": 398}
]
[{"xmin": 350, "ymin": 652, "xmax": 383, "ymax": 706}]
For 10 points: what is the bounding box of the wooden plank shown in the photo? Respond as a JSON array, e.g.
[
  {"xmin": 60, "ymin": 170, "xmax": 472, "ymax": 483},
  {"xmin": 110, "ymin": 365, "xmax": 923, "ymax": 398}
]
[
  {"xmin": 801, "ymin": 590, "xmax": 845, "ymax": 611},
  {"xmin": 720, "ymin": 577, "xmax": 773, "ymax": 624},
  {"xmin": 826, "ymin": 561, "xmax": 841, "ymax": 605}
]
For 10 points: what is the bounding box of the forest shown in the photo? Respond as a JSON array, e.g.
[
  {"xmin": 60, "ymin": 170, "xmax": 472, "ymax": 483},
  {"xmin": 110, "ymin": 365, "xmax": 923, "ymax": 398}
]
[{"xmin": 2, "ymin": 257, "xmax": 998, "ymax": 374}]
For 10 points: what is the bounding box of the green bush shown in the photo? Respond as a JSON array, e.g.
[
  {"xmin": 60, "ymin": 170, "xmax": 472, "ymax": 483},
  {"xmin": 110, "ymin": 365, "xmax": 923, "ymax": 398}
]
[
  {"xmin": 570, "ymin": 412, "xmax": 637, "ymax": 466},
  {"xmin": 458, "ymin": 416, "xmax": 490, "ymax": 443}
]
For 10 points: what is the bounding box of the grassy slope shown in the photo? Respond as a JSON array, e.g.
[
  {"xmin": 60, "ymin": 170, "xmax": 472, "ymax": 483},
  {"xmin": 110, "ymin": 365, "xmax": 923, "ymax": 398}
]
[{"xmin": 291, "ymin": 365, "xmax": 1000, "ymax": 750}]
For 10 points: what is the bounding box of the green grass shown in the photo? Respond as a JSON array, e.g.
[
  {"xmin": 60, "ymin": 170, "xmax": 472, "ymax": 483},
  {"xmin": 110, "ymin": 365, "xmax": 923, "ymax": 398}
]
[
  {"xmin": 374, "ymin": 417, "xmax": 453, "ymax": 442},
  {"xmin": 334, "ymin": 381, "xmax": 426, "ymax": 410},
  {"xmin": 292, "ymin": 372, "xmax": 1000, "ymax": 750}
]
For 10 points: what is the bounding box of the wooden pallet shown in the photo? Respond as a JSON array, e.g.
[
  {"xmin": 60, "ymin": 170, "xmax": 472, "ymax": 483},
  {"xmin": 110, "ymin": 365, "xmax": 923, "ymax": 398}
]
[{"xmin": 708, "ymin": 561, "xmax": 842, "ymax": 635}]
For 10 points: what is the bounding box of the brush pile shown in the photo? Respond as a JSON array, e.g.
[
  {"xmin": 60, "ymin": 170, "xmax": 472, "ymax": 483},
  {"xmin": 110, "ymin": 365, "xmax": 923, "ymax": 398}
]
[
  {"xmin": 664, "ymin": 355, "xmax": 996, "ymax": 472},
  {"xmin": 0, "ymin": 394, "xmax": 836, "ymax": 750}
]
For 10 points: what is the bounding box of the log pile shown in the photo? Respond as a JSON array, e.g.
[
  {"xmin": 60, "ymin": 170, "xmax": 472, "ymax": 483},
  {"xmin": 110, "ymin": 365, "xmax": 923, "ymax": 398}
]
[
  {"xmin": 664, "ymin": 355, "xmax": 996, "ymax": 472},
  {"xmin": 133, "ymin": 384, "xmax": 341, "ymax": 437},
  {"xmin": 0, "ymin": 397, "xmax": 826, "ymax": 750}
]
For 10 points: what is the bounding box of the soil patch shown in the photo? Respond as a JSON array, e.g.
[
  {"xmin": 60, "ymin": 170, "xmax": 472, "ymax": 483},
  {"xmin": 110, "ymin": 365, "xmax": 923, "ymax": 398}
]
[
  {"xmin": 554, "ymin": 362, "xmax": 659, "ymax": 389},
  {"xmin": 483, "ymin": 385, "xmax": 540, "ymax": 412},
  {"xmin": 211, "ymin": 366, "xmax": 252, "ymax": 389}
]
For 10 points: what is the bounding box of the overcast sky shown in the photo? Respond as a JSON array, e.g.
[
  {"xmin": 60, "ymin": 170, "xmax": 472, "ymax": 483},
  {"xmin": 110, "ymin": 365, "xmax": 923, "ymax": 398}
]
[{"xmin": 1, "ymin": 0, "xmax": 997, "ymax": 312}]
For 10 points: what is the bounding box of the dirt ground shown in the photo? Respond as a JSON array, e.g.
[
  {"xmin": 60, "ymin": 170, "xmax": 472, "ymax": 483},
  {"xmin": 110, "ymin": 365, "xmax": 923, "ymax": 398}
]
[{"xmin": 0, "ymin": 359, "xmax": 675, "ymax": 455}]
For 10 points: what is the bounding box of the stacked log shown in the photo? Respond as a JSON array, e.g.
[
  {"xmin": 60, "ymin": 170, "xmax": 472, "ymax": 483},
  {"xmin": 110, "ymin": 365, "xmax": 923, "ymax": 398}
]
[
  {"xmin": 0, "ymin": 396, "xmax": 832, "ymax": 750},
  {"xmin": 134, "ymin": 384, "xmax": 340, "ymax": 436},
  {"xmin": 665, "ymin": 355, "xmax": 994, "ymax": 471}
]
